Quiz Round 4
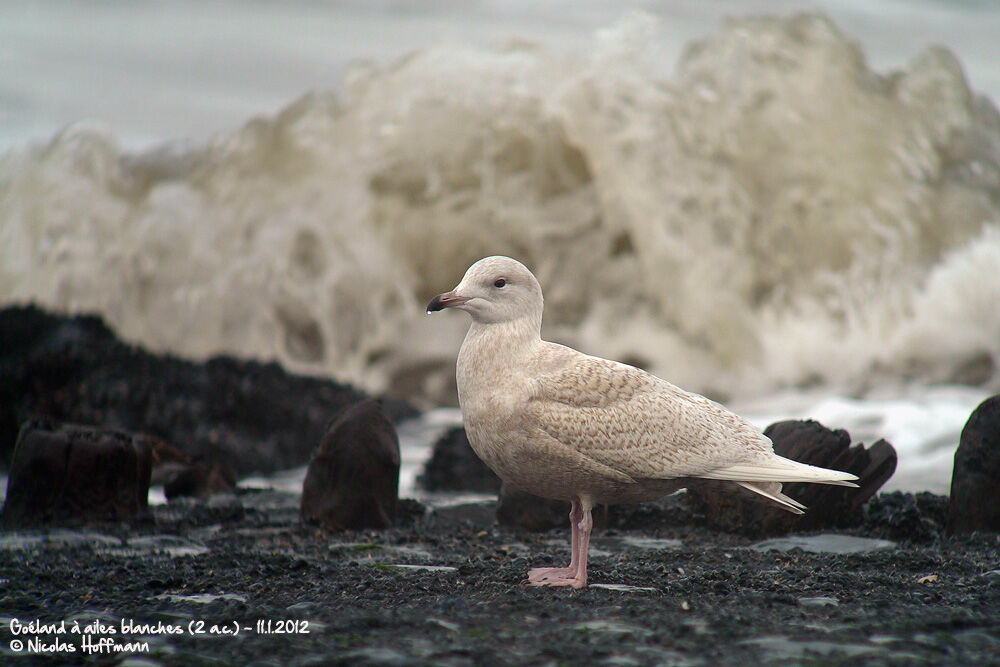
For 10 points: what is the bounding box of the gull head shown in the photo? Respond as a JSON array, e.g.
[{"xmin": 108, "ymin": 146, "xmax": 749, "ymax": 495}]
[{"xmin": 427, "ymin": 256, "xmax": 543, "ymax": 326}]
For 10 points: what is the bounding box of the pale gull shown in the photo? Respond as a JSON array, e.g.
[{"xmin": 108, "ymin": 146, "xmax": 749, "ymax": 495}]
[{"xmin": 427, "ymin": 256, "xmax": 858, "ymax": 589}]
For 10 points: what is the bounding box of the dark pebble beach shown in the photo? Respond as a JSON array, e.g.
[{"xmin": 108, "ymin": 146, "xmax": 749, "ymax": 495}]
[
  {"xmin": 2, "ymin": 306, "xmax": 999, "ymax": 665},
  {"xmin": 2, "ymin": 490, "xmax": 999, "ymax": 665}
]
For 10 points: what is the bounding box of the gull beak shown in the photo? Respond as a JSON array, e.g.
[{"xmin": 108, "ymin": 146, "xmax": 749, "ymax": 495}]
[{"xmin": 427, "ymin": 290, "xmax": 471, "ymax": 314}]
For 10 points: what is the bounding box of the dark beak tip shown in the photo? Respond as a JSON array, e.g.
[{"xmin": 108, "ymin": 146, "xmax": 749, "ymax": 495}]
[{"xmin": 426, "ymin": 295, "xmax": 445, "ymax": 313}]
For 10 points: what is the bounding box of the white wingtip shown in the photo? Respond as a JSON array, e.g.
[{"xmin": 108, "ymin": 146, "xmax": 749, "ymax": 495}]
[{"xmin": 702, "ymin": 456, "xmax": 859, "ymax": 486}]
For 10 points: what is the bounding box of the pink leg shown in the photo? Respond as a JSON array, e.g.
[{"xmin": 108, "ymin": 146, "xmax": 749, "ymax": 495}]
[
  {"xmin": 528, "ymin": 500, "xmax": 581, "ymax": 583},
  {"xmin": 528, "ymin": 498, "xmax": 592, "ymax": 588},
  {"xmin": 571, "ymin": 508, "xmax": 592, "ymax": 587}
]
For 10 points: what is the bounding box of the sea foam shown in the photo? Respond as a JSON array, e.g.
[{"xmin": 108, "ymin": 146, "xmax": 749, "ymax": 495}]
[{"xmin": 1, "ymin": 13, "xmax": 998, "ymax": 403}]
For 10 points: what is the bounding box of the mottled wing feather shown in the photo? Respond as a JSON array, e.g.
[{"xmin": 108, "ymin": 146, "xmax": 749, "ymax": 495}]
[{"xmin": 524, "ymin": 348, "xmax": 773, "ymax": 481}]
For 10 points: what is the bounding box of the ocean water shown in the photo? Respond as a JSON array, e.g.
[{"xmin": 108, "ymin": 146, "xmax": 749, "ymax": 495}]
[{"xmin": 2, "ymin": 3, "xmax": 999, "ymax": 495}]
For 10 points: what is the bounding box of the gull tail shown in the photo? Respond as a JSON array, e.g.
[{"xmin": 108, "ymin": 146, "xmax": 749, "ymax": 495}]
[
  {"xmin": 736, "ymin": 481, "xmax": 807, "ymax": 514},
  {"xmin": 701, "ymin": 455, "xmax": 859, "ymax": 514},
  {"xmin": 700, "ymin": 455, "xmax": 859, "ymax": 486}
]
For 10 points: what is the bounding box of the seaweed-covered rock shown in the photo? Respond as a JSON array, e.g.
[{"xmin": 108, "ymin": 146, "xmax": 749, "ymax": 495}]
[
  {"xmin": 1, "ymin": 420, "xmax": 152, "ymax": 527},
  {"xmin": 417, "ymin": 426, "xmax": 501, "ymax": 493},
  {"xmin": 687, "ymin": 419, "xmax": 897, "ymax": 536},
  {"xmin": 0, "ymin": 305, "xmax": 417, "ymax": 474},
  {"xmin": 948, "ymin": 395, "xmax": 1000, "ymax": 533},
  {"xmin": 300, "ymin": 400, "xmax": 400, "ymax": 531}
]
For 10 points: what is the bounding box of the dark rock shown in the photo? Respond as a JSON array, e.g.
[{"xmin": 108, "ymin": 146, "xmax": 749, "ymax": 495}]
[
  {"xmin": 496, "ymin": 484, "xmax": 568, "ymax": 532},
  {"xmin": 417, "ymin": 426, "xmax": 501, "ymax": 493},
  {"xmin": 163, "ymin": 462, "xmax": 237, "ymax": 501},
  {"xmin": 686, "ymin": 419, "xmax": 897, "ymax": 537},
  {"xmin": 1, "ymin": 419, "xmax": 152, "ymax": 527},
  {"xmin": 418, "ymin": 427, "xmax": 606, "ymax": 532},
  {"xmin": 234, "ymin": 488, "xmax": 299, "ymax": 528},
  {"xmin": 607, "ymin": 492, "xmax": 698, "ymax": 532},
  {"xmin": 395, "ymin": 498, "xmax": 429, "ymax": 527},
  {"xmin": 763, "ymin": 419, "xmax": 897, "ymax": 516},
  {"xmin": 865, "ymin": 491, "xmax": 948, "ymax": 542},
  {"xmin": 948, "ymin": 395, "xmax": 1000, "ymax": 533},
  {"xmin": 497, "ymin": 483, "xmax": 609, "ymax": 532},
  {"xmin": 149, "ymin": 435, "xmax": 190, "ymax": 470},
  {"xmin": 147, "ymin": 435, "xmax": 237, "ymax": 500},
  {"xmin": 153, "ymin": 492, "xmax": 246, "ymax": 531},
  {"xmin": 431, "ymin": 500, "xmax": 497, "ymax": 527},
  {"xmin": 0, "ymin": 304, "xmax": 418, "ymax": 474},
  {"xmin": 300, "ymin": 400, "xmax": 400, "ymax": 531}
]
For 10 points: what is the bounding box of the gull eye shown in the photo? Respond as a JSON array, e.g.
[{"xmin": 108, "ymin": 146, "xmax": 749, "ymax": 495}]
[{"xmin": 494, "ymin": 278, "xmax": 506, "ymax": 288}]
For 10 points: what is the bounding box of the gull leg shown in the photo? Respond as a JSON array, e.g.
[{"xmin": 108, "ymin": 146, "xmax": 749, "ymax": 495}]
[
  {"xmin": 528, "ymin": 499, "xmax": 581, "ymax": 584},
  {"xmin": 570, "ymin": 505, "xmax": 593, "ymax": 588},
  {"xmin": 568, "ymin": 499, "xmax": 582, "ymax": 570},
  {"xmin": 528, "ymin": 498, "xmax": 592, "ymax": 588}
]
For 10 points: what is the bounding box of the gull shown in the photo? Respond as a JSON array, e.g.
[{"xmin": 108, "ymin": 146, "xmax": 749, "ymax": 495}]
[{"xmin": 427, "ymin": 256, "xmax": 858, "ymax": 588}]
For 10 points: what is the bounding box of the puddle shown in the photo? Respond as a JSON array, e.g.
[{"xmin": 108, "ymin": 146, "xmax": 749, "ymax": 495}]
[
  {"xmin": 154, "ymin": 593, "xmax": 247, "ymax": 605},
  {"xmin": 574, "ymin": 620, "xmax": 654, "ymax": 638},
  {"xmin": 742, "ymin": 635, "xmax": 883, "ymax": 660},
  {"xmin": 128, "ymin": 535, "xmax": 210, "ymax": 557},
  {"xmin": 752, "ymin": 534, "xmax": 895, "ymax": 554},
  {"xmin": 386, "ymin": 545, "xmax": 434, "ymax": 560},
  {"xmin": 0, "ymin": 530, "xmax": 122, "ymax": 550},
  {"xmin": 590, "ymin": 583, "xmax": 660, "ymax": 594},
  {"xmin": 620, "ymin": 536, "xmax": 682, "ymax": 550},
  {"xmin": 797, "ymin": 596, "xmax": 839, "ymax": 608},
  {"xmin": 426, "ymin": 618, "xmax": 460, "ymax": 632},
  {"xmin": 329, "ymin": 542, "xmax": 383, "ymax": 552},
  {"xmin": 380, "ymin": 564, "xmax": 457, "ymax": 573}
]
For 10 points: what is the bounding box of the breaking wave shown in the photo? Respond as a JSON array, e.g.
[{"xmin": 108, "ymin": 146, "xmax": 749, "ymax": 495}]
[{"xmin": 2, "ymin": 13, "xmax": 998, "ymax": 404}]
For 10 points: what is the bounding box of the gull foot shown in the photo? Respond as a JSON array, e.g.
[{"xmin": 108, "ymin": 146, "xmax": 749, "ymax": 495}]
[
  {"xmin": 527, "ymin": 567, "xmax": 575, "ymax": 583},
  {"xmin": 527, "ymin": 575, "xmax": 587, "ymax": 589}
]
